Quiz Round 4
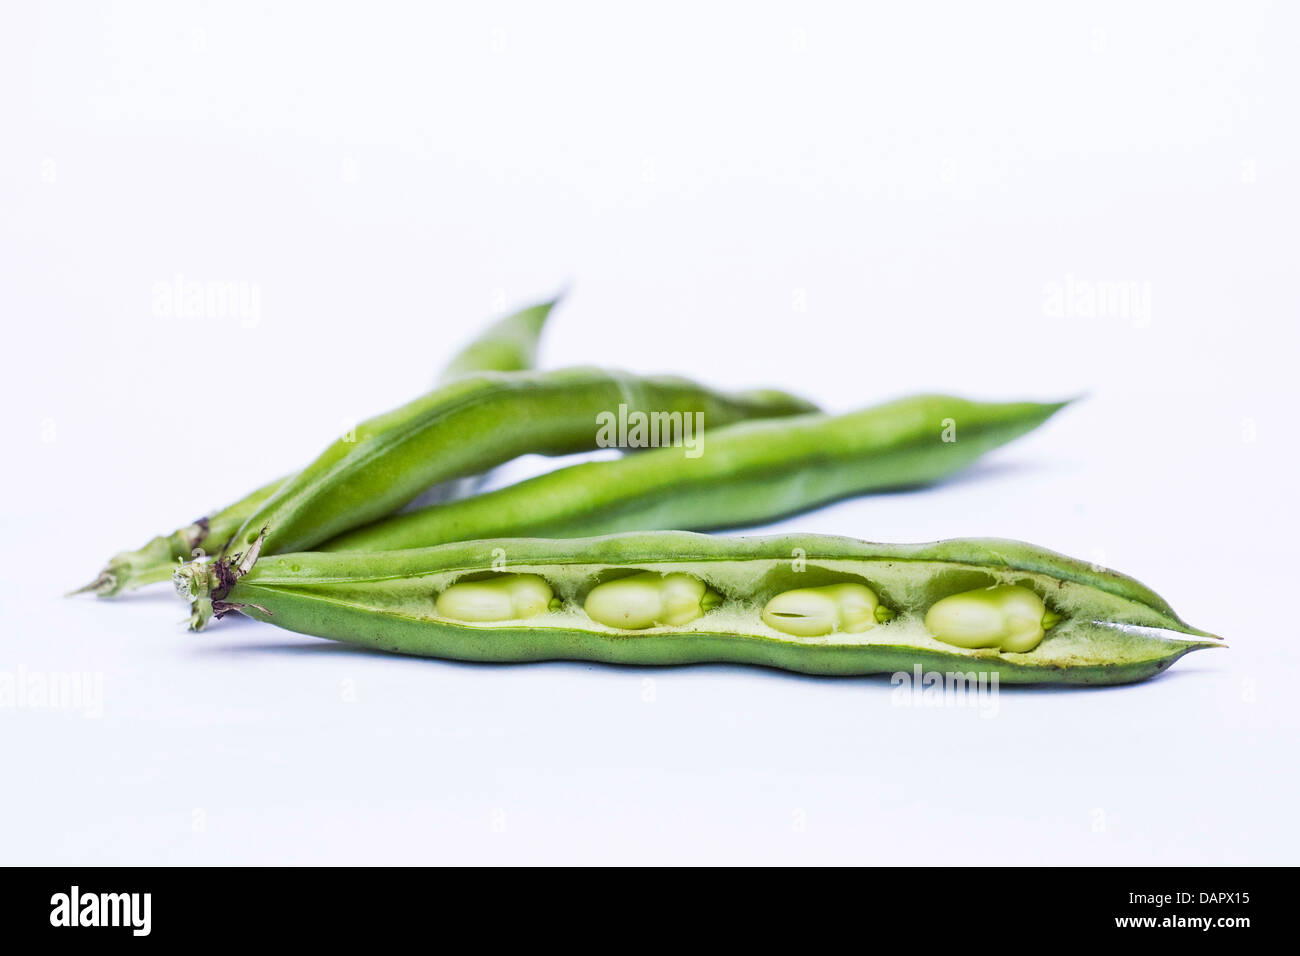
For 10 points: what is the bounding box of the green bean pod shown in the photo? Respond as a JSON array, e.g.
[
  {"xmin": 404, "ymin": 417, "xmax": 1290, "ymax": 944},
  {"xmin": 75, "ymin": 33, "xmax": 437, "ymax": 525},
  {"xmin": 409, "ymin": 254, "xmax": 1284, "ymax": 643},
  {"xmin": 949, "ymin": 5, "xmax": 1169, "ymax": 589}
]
[
  {"xmin": 76, "ymin": 298, "xmax": 561, "ymax": 597},
  {"xmin": 438, "ymin": 297, "xmax": 557, "ymax": 381},
  {"xmin": 218, "ymin": 368, "xmax": 817, "ymax": 559},
  {"xmin": 184, "ymin": 531, "xmax": 1221, "ymax": 685},
  {"xmin": 323, "ymin": 395, "xmax": 1068, "ymax": 552}
]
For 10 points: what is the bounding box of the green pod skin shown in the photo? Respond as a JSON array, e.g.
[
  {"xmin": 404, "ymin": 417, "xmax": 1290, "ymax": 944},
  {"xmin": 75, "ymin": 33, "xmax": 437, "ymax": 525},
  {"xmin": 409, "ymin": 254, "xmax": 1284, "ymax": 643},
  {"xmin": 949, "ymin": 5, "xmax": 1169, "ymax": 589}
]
[
  {"xmin": 405, "ymin": 296, "xmax": 562, "ymax": 509},
  {"xmin": 77, "ymin": 299, "xmax": 560, "ymax": 597},
  {"xmin": 198, "ymin": 531, "xmax": 1222, "ymax": 685},
  {"xmin": 220, "ymin": 368, "xmax": 818, "ymax": 560},
  {"xmin": 324, "ymin": 395, "xmax": 1068, "ymax": 552}
]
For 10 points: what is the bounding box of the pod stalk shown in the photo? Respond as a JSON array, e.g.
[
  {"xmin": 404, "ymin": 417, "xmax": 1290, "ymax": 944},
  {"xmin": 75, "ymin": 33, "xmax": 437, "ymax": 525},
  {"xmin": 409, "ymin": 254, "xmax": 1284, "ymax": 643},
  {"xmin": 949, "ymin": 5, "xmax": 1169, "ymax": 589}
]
[{"xmin": 175, "ymin": 528, "xmax": 268, "ymax": 631}]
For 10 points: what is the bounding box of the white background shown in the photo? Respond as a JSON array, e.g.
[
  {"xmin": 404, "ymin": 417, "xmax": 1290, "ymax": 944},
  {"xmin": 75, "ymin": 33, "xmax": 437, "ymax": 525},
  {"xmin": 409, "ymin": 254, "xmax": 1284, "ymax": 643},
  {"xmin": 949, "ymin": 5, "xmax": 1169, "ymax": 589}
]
[{"xmin": 3, "ymin": 1, "xmax": 1296, "ymax": 865}]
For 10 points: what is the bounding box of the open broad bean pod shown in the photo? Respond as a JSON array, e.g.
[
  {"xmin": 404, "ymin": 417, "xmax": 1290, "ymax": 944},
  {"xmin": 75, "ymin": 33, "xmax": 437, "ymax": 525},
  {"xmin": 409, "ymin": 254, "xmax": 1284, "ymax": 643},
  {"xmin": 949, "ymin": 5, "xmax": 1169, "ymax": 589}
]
[{"xmin": 179, "ymin": 531, "xmax": 1221, "ymax": 685}]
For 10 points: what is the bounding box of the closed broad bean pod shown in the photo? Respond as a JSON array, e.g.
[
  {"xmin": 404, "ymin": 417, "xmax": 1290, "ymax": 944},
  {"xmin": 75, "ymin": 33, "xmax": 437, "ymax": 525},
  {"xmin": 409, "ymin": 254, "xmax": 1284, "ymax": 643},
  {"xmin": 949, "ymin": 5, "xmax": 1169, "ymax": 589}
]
[
  {"xmin": 215, "ymin": 368, "xmax": 816, "ymax": 564},
  {"xmin": 181, "ymin": 531, "xmax": 1222, "ymax": 685},
  {"xmin": 322, "ymin": 395, "xmax": 1070, "ymax": 553}
]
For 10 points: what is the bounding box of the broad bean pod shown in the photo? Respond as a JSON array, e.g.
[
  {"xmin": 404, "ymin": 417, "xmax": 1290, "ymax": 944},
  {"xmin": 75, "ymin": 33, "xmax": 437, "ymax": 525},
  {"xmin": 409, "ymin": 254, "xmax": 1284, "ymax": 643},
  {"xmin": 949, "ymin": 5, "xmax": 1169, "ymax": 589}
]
[
  {"xmin": 216, "ymin": 368, "xmax": 817, "ymax": 560},
  {"xmin": 324, "ymin": 395, "xmax": 1068, "ymax": 552},
  {"xmin": 181, "ymin": 531, "xmax": 1221, "ymax": 685}
]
